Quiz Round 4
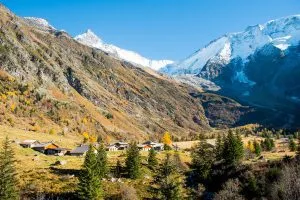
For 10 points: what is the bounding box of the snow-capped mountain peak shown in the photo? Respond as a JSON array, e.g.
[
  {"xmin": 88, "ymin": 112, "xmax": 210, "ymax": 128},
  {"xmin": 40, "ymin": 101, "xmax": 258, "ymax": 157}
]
[
  {"xmin": 23, "ymin": 17, "xmax": 56, "ymax": 31},
  {"xmin": 161, "ymin": 14, "xmax": 300, "ymax": 76},
  {"xmin": 75, "ymin": 29, "xmax": 103, "ymax": 47},
  {"xmin": 75, "ymin": 29, "xmax": 173, "ymax": 70}
]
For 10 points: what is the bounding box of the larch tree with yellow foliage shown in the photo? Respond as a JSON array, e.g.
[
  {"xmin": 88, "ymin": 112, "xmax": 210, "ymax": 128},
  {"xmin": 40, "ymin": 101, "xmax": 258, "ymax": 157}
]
[
  {"xmin": 162, "ymin": 132, "xmax": 172, "ymax": 150},
  {"xmin": 82, "ymin": 132, "xmax": 89, "ymax": 143},
  {"xmin": 89, "ymin": 135, "xmax": 97, "ymax": 143}
]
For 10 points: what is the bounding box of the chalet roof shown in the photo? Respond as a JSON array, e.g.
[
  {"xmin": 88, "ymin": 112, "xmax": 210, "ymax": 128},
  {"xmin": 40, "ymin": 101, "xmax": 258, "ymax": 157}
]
[
  {"xmin": 33, "ymin": 142, "xmax": 58, "ymax": 148},
  {"xmin": 70, "ymin": 145, "xmax": 90, "ymax": 154},
  {"xmin": 20, "ymin": 140, "xmax": 38, "ymax": 144},
  {"xmin": 152, "ymin": 143, "xmax": 164, "ymax": 147},
  {"xmin": 143, "ymin": 141, "xmax": 159, "ymax": 145},
  {"xmin": 53, "ymin": 148, "xmax": 71, "ymax": 151}
]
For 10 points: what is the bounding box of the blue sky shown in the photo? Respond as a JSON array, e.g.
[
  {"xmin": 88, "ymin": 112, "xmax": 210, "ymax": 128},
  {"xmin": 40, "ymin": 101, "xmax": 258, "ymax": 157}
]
[{"xmin": 1, "ymin": 0, "xmax": 300, "ymax": 60}]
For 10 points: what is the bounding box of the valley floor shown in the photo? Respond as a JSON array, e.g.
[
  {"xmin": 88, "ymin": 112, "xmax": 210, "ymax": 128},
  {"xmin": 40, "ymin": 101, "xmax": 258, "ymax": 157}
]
[{"xmin": 0, "ymin": 125, "xmax": 296, "ymax": 199}]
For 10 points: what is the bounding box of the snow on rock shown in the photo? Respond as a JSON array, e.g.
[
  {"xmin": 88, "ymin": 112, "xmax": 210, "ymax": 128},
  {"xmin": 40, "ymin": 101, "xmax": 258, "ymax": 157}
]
[
  {"xmin": 161, "ymin": 15, "xmax": 300, "ymax": 77},
  {"xmin": 74, "ymin": 29, "xmax": 173, "ymax": 70},
  {"xmin": 161, "ymin": 37, "xmax": 231, "ymax": 75},
  {"xmin": 173, "ymin": 75, "xmax": 221, "ymax": 91},
  {"xmin": 23, "ymin": 17, "xmax": 56, "ymax": 31}
]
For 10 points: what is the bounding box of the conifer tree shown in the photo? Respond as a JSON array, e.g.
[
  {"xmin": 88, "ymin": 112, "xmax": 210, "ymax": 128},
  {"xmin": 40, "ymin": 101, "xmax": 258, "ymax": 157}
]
[
  {"xmin": 148, "ymin": 148, "xmax": 158, "ymax": 170},
  {"xmin": 125, "ymin": 142, "xmax": 141, "ymax": 179},
  {"xmin": 0, "ymin": 137, "xmax": 19, "ymax": 200},
  {"xmin": 191, "ymin": 140, "xmax": 215, "ymax": 181},
  {"xmin": 222, "ymin": 130, "xmax": 244, "ymax": 165},
  {"xmin": 270, "ymin": 138, "xmax": 275, "ymax": 149},
  {"xmin": 152, "ymin": 154, "xmax": 182, "ymax": 200},
  {"xmin": 253, "ymin": 140, "xmax": 261, "ymax": 156},
  {"xmin": 288, "ymin": 139, "xmax": 296, "ymax": 152},
  {"xmin": 215, "ymin": 134, "xmax": 224, "ymax": 160},
  {"xmin": 77, "ymin": 145, "xmax": 102, "ymax": 200},
  {"xmin": 297, "ymin": 136, "xmax": 300, "ymax": 157},
  {"xmin": 173, "ymin": 152, "xmax": 186, "ymax": 172},
  {"xmin": 96, "ymin": 143, "xmax": 107, "ymax": 179},
  {"xmin": 115, "ymin": 160, "xmax": 122, "ymax": 178},
  {"xmin": 236, "ymin": 132, "xmax": 244, "ymax": 158},
  {"xmin": 262, "ymin": 138, "xmax": 274, "ymax": 151}
]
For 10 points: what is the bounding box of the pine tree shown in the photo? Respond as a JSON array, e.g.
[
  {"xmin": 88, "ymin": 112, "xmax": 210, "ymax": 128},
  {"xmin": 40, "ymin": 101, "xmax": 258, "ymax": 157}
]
[
  {"xmin": 235, "ymin": 132, "xmax": 244, "ymax": 158},
  {"xmin": 253, "ymin": 140, "xmax": 261, "ymax": 156},
  {"xmin": 148, "ymin": 148, "xmax": 158, "ymax": 170},
  {"xmin": 270, "ymin": 138, "xmax": 275, "ymax": 149},
  {"xmin": 297, "ymin": 136, "xmax": 300, "ymax": 154},
  {"xmin": 262, "ymin": 138, "xmax": 274, "ymax": 151},
  {"xmin": 215, "ymin": 134, "xmax": 224, "ymax": 160},
  {"xmin": 96, "ymin": 143, "xmax": 107, "ymax": 179},
  {"xmin": 295, "ymin": 136, "xmax": 300, "ymax": 161},
  {"xmin": 173, "ymin": 152, "xmax": 186, "ymax": 172},
  {"xmin": 288, "ymin": 139, "xmax": 296, "ymax": 152},
  {"xmin": 115, "ymin": 160, "xmax": 122, "ymax": 178},
  {"xmin": 191, "ymin": 140, "xmax": 215, "ymax": 181},
  {"xmin": 125, "ymin": 142, "xmax": 141, "ymax": 179},
  {"xmin": 151, "ymin": 154, "xmax": 182, "ymax": 200},
  {"xmin": 260, "ymin": 140, "xmax": 265, "ymax": 151},
  {"xmin": 0, "ymin": 137, "xmax": 19, "ymax": 200},
  {"xmin": 222, "ymin": 130, "xmax": 244, "ymax": 165},
  {"xmin": 77, "ymin": 144, "xmax": 102, "ymax": 200}
]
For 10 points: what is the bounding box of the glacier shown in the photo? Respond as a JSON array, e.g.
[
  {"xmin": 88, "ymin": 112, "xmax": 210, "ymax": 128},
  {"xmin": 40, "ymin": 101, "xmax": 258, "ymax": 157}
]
[{"xmin": 161, "ymin": 15, "xmax": 300, "ymax": 78}]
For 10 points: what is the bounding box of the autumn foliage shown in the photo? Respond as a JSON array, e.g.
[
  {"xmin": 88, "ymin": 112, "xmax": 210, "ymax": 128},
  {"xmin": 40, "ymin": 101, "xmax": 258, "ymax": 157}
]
[{"xmin": 162, "ymin": 131, "xmax": 172, "ymax": 146}]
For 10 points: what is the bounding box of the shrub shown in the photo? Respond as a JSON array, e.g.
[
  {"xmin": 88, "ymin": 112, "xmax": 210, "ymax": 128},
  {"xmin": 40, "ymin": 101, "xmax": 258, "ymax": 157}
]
[
  {"xmin": 49, "ymin": 128, "xmax": 56, "ymax": 135},
  {"xmin": 104, "ymin": 112, "xmax": 113, "ymax": 119}
]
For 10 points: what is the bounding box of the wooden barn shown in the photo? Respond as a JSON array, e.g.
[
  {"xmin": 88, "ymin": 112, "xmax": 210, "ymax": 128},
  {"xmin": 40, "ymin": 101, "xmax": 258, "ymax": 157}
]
[{"xmin": 32, "ymin": 142, "xmax": 60, "ymax": 154}]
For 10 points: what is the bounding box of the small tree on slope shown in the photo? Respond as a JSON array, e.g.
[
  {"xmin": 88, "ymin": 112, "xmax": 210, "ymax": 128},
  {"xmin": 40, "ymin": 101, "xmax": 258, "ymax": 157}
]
[
  {"xmin": 151, "ymin": 154, "xmax": 183, "ymax": 200},
  {"xmin": 96, "ymin": 143, "xmax": 108, "ymax": 179},
  {"xmin": 0, "ymin": 137, "xmax": 19, "ymax": 200},
  {"xmin": 77, "ymin": 145, "xmax": 102, "ymax": 200},
  {"xmin": 148, "ymin": 148, "xmax": 158, "ymax": 170},
  {"xmin": 125, "ymin": 142, "xmax": 141, "ymax": 179},
  {"xmin": 222, "ymin": 130, "xmax": 244, "ymax": 165}
]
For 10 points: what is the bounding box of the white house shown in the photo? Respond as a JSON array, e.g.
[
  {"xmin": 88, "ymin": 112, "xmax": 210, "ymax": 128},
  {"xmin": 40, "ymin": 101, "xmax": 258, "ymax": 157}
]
[
  {"xmin": 143, "ymin": 141, "xmax": 164, "ymax": 151},
  {"xmin": 106, "ymin": 144, "xmax": 118, "ymax": 151},
  {"xmin": 137, "ymin": 144, "xmax": 152, "ymax": 151}
]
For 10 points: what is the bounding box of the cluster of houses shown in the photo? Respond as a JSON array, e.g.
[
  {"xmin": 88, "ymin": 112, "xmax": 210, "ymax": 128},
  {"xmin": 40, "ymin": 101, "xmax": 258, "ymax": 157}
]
[
  {"xmin": 18, "ymin": 140, "xmax": 165, "ymax": 156},
  {"xmin": 19, "ymin": 140, "xmax": 71, "ymax": 156},
  {"xmin": 106, "ymin": 141, "xmax": 164, "ymax": 152}
]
